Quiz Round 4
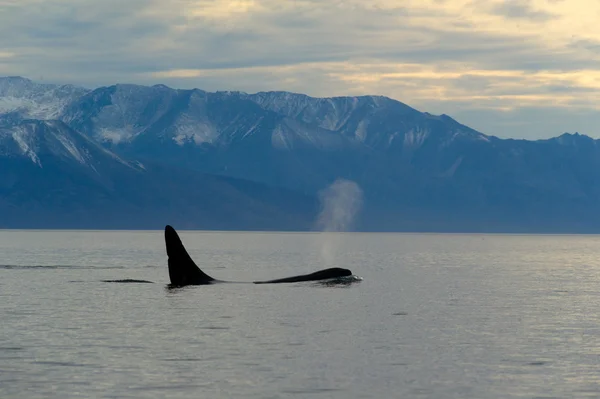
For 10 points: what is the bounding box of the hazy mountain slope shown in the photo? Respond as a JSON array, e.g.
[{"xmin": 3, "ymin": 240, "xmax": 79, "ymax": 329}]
[
  {"xmin": 0, "ymin": 116, "xmax": 318, "ymax": 230},
  {"xmin": 1, "ymin": 76, "xmax": 600, "ymax": 232}
]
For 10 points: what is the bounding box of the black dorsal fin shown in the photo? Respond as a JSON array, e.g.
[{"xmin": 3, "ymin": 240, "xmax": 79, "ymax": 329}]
[{"xmin": 165, "ymin": 225, "xmax": 215, "ymax": 286}]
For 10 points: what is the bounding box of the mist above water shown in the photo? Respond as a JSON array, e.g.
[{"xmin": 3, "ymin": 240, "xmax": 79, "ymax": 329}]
[{"xmin": 315, "ymin": 179, "xmax": 363, "ymax": 266}]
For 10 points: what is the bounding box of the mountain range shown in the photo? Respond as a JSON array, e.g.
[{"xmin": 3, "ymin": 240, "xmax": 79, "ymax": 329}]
[{"xmin": 1, "ymin": 76, "xmax": 598, "ymax": 232}]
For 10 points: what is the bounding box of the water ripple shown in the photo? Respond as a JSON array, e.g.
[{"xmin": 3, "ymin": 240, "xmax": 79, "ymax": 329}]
[{"xmin": 0, "ymin": 264, "xmax": 126, "ymax": 270}]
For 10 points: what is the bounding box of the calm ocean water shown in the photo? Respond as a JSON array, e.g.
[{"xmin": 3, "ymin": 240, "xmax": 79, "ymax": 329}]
[{"xmin": 1, "ymin": 230, "xmax": 600, "ymax": 398}]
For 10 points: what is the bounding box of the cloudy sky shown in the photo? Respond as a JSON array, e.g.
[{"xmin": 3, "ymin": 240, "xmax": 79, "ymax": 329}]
[{"xmin": 0, "ymin": 0, "xmax": 599, "ymax": 139}]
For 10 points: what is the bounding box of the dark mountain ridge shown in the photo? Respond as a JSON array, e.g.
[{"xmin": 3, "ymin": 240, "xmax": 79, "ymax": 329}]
[{"xmin": 0, "ymin": 76, "xmax": 598, "ymax": 232}]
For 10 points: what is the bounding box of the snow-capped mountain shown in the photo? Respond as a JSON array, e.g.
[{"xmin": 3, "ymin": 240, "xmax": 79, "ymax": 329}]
[
  {"xmin": 60, "ymin": 84, "xmax": 358, "ymax": 151},
  {"xmin": 243, "ymin": 91, "xmax": 490, "ymax": 150},
  {"xmin": 58, "ymin": 83, "xmax": 488, "ymax": 153},
  {"xmin": 61, "ymin": 83, "xmax": 197, "ymax": 145},
  {"xmin": 0, "ymin": 76, "xmax": 88, "ymax": 120},
  {"xmin": 0, "ymin": 77, "xmax": 488, "ymax": 159},
  {"xmin": 0, "ymin": 94, "xmax": 318, "ymax": 229},
  {"xmin": 52, "ymin": 83, "xmax": 496, "ymax": 195},
  {"xmin": 2, "ymin": 76, "xmax": 600, "ymax": 232},
  {"xmin": 0, "ymin": 117, "xmax": 137, "ymax": 171}
]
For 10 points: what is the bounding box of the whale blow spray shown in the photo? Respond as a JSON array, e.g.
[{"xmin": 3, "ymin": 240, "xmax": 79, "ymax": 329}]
[{"xmin": 316, "ymin": 179, "xmax": 363, "ymax": 266}]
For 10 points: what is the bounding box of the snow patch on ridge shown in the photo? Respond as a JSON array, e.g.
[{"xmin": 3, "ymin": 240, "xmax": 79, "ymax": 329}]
[
  {"xmin": 271, "ymin": 125, "xmax": 290, "ymax": 150},
  {"xmin": 404, "ymin": 128, "xmax": 429, "ymax": 148},
  {"xmin": 11, "ymin": 127, "xmax": 41, "ymax": 166},
  {"xmin": 99, "ymin": 128, "xmax": 135, "ymax": 144},
  {"xmin": 355, "ymin": 120, "xmax": 369, "ymax": 142},
  {"xmin": 172, "ymin": 122, "xmax": 218, "ymax": 146},
  {"xmin": 56, "ymin": 134, "xmax": 86, "ymax": 164}
]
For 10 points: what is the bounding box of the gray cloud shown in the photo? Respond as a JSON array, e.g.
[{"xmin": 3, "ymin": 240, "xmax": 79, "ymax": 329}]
[
  {"xmin": 0, "ymin": 0, "xmax": 578, "ymax": 75},
  {"xmin": 488, "ymin": 0, "xmax": 558, "ymax": 21}
]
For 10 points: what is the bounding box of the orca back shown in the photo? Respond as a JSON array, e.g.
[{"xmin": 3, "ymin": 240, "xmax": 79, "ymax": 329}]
[{"xmin": 253, "ymin": 267, "xmax": 352, "ymax": 284}]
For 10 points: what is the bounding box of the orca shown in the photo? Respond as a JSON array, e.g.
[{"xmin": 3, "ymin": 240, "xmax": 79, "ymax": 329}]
[{"xmin": 165, "ymin": 225, "xmax": 354, "ymax": 287}]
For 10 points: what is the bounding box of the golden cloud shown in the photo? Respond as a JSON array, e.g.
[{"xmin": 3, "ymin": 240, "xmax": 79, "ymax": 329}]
[{"xmin": 146, "ymin": 59, "xmax": 600, "ymax": 111}]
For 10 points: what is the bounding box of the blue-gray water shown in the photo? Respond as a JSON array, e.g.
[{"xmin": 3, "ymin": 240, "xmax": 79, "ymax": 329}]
[{"xmin": 1, "ymin": 230, "xmax": 600, "ymax": 398}]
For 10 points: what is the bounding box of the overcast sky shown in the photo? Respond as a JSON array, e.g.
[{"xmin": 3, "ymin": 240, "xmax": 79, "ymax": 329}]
[{"xmin": 1, "ymin": 0, "xmax": 599, "ymax": 139}]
